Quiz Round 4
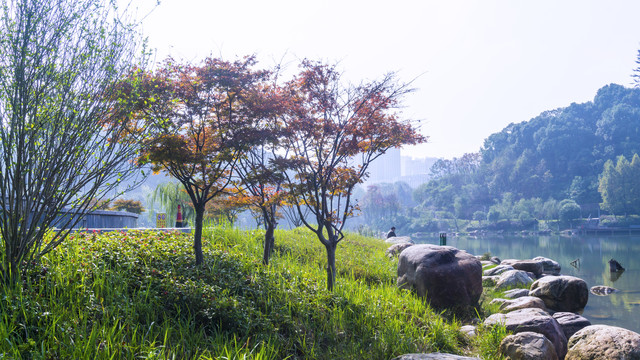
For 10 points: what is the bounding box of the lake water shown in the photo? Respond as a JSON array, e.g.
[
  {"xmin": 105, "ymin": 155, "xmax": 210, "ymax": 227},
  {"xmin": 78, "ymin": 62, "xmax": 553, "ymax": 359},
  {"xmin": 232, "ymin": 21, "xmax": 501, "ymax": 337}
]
[{"xmin": 414, "ymin": 233, "xmax": 640, "ymax": 333}]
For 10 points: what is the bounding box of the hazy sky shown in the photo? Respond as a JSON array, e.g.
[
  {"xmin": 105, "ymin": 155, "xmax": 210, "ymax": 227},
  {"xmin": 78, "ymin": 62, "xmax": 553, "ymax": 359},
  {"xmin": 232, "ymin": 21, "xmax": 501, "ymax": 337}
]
[{"xmin": 134, "ymin": 0, "xmax": 640, "ymax": 159}]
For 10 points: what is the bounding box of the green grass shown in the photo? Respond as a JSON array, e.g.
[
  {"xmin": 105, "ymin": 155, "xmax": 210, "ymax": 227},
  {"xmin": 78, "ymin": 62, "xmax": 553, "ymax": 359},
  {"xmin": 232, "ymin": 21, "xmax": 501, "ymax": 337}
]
[{"xmin": 0, "ymin": 225, "xmax": 506, "ymax": 359}]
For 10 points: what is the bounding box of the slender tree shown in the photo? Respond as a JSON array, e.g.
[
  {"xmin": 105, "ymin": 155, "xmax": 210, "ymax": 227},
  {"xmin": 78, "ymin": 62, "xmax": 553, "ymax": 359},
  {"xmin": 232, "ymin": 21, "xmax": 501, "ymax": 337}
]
[
  {"xmin": 633, "ymin": 49, "xmax": 640, "ymax": 88},
  {"xmin": 0, "ymin": 0, "xmax": 149, "ymax": 283},
  {"xmin": 280, "ymin": 204, "xmax": 308, "ymax": 228},
  {"xmin": 234, "ymin": 142, "xmax": 287, "ymax": 264},
  {"xmin": 126, "ymin": 56, "xmax": 270, "ymax": 265},
  {"xmin": 278, "ymin": 60, "xmax": 426, "ymax": 290},
  {"xmin": 232, "ymin": 86, "xmax": 288, "ymax": 264}
]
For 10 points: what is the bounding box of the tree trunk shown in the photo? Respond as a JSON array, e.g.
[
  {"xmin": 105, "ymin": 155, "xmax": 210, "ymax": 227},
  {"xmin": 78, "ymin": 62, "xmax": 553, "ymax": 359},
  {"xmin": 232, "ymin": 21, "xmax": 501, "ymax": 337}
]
[
  {"xmin": 194, "ymin": 206, "xmax": 205, "ymax": 266},
  {"xmin": 262, "ymin": 221, "xmax": 275, "ymax": 265},
  {"xmin": 324, "ymin": 240, "xmax": 337, "ymax": 291}
]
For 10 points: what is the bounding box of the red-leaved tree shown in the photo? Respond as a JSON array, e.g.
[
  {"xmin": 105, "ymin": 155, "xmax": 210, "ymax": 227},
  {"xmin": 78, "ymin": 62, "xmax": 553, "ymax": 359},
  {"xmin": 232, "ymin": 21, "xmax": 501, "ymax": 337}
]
[
  {"xmin": 232, "ymin": 83, "xmax": 289, "ymax": 265},
  {"xmin": 125, "ymin": 56, "xmax": 271, "ymax": 265},
  {"xmin": 278, "ymin": 60, "xmax": 427, "ymax": 290},
  {"xmin": 233, "ymin": 144, "xmax": 288, "ymax": 264}
]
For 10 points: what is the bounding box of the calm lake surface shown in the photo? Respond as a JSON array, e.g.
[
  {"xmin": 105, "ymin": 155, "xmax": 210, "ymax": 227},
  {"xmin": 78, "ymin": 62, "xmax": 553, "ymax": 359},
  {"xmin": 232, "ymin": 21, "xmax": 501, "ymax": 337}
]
[{"xmin": 414, "ymin": 233, "xmax": 640, "ymax": 333}]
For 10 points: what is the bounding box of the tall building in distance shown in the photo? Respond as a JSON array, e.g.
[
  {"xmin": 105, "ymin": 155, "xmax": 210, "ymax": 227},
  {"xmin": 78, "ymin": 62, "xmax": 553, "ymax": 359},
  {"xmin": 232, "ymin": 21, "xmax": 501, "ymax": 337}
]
[
  {"xmin": 366, "ymin": 148, "xmax": 401, "ymax": 184},
  {"xmin": 363, "ymin": 148, "xmax": 439, "ymax": 188}
]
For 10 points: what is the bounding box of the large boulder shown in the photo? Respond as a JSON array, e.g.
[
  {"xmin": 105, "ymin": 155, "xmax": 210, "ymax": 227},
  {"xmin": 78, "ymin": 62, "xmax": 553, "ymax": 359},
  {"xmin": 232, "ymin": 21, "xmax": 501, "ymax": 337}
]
[
  {"xmin": 533, "ymin": 256, "xmax": 562, "ymax": 275},
  {"xmin": 566, "ymin": 325, "xmax": 640, "ymax": 360},
  {"xmin": 484, "ymin": 307, "xmax": 567, "ymax": 359},
  {"xmin": 500, "ymin": 331, "xmax": 558, "ymax": 360},
  {"xmin": 392, "ymin": 354, "xmax": 480, "ymax": 360},
  {"xmin": 386, "ymin": 236, "xmax": 415, "ymax": 244},
  {"xmin": 495, "ymin": 270, "xmax": 534, "ymax": 291},
  {"xmin": 397, "ymin": 244, "xmax": 483, "ymax": 308},
  {"xmin": 529, "ymin": 275, "xmax": 589, "ymax": 313},
  {"xmin": 386, "ymin": 242, "xmax": 414, "ymax": 258},
  {"xmin": 502, "ymin": 259, "xmax": 544, "ymax": 278},
  {"xmin": 552, "ymin": 312, "xmax": 591, "ymax": 340}
]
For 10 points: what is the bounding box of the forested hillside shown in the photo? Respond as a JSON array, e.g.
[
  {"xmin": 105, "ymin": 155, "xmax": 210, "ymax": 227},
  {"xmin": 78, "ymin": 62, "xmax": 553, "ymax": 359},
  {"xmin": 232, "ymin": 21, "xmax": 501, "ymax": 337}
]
[
  {"xmin": 480, "ymin": 83, "xmax": 640, "ymax": 205},
  {"xmin": 389, "ymin": 83, "xmax": 640, "ymax": 233}
]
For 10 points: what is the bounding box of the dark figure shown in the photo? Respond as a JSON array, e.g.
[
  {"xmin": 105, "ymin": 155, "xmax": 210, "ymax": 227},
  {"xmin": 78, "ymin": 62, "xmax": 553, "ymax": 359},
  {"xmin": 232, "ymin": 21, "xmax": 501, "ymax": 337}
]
[
  {"xmin": 609, "ymin": 259, "xmax": 625, "ymax": 272},
  {"xmin": 386, "ymin": 226, "xmax": 396, "ymax": 238}
]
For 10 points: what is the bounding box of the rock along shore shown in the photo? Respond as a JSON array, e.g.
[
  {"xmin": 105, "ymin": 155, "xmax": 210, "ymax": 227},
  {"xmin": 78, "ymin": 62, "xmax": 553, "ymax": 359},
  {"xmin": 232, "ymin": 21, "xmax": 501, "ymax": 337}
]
[{"xmin": 386, "ymin": 237, "xmax": 640, "ymax": 360}]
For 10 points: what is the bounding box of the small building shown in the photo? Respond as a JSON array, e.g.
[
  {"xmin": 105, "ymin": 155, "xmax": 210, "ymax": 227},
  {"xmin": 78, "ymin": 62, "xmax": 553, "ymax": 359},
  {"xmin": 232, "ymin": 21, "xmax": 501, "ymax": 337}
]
[{"xmin": 53, "ymin": 209, "xmax": 138, "ymax": 229}]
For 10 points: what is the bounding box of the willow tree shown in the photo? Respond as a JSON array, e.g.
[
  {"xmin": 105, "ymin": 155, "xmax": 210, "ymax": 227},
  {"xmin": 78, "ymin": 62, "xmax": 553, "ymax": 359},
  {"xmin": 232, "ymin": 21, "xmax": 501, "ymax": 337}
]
[
  {"xmin": 147, "ymin": 182, "xmax": 195, "ymax": 226},
  {"xmin": 0, "ymin": 0, "xmax": 149, "ymax": 283},
  {"xmin": 279, "ymin": 60, "xmax": 427, "ymax": 290}
]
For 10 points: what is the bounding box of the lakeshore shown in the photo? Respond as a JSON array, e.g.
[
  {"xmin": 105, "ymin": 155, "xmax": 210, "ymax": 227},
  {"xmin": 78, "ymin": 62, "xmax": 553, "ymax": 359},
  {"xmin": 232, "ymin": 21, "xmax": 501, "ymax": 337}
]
[{"xmin": 415, "ymin": 233, "xmax": 640, "ymax": 334}]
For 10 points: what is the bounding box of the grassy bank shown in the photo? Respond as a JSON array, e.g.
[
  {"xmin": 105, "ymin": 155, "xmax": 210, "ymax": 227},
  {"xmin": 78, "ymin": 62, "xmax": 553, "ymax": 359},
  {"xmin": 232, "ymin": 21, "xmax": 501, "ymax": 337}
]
[{"xmin": 0, "ymin": 225, "xmax": 505, "ymax": 359}]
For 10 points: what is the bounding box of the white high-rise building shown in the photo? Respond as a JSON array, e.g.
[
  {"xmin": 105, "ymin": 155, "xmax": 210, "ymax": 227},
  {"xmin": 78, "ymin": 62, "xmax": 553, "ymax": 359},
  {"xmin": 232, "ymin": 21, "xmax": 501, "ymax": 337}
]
[
  {"xmin": 363, "ymin": 150, "xmax": 440, "ymax": 187},
  {"xmin": 365, "ymin": 148, "xmax": 401, "ymax": 183}
]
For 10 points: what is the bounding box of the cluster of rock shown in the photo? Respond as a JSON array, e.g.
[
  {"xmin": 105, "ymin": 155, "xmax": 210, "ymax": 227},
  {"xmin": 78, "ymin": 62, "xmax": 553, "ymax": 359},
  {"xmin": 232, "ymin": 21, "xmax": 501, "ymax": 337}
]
[{"xmin": 385, "ymin": 237, "xmax": 640, "ymax": 360}]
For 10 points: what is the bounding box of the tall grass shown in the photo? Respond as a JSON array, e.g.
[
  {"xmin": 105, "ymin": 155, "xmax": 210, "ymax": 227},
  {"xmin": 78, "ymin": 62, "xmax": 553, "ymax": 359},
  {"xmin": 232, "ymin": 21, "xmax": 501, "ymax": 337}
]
[{"xmin": 0, "ymin": 225, "xmax": 503, "ymax": 359}]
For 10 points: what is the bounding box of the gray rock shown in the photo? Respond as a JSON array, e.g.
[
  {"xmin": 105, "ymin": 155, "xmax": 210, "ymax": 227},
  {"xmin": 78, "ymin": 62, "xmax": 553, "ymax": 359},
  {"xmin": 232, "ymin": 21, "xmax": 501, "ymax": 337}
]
[
  {"xmin": 502, "ymin": 259, "xmax": 544, "ymax": 278},
  {"xmin": 566, "ymin": 325, "xmax": 640, "ymax": 360},
  {"xmin": 490, "ymin": 256, "xmax": 501, "ymax": 264},
  {"xmin": 392, "ymin": 354, "xmax": 480, "ymax": 360},
  {"xmin": 495, "ymin": 270, "xmax": 534, "ymax": 291},
  {"xmin": 484, "ymin": 264, "xmax": 515, "ymax": 276},
  {"xmin": 460, "ymin": 325, "xmax": 477, "ymax": 338},
  {"xmin": 529, "ymin": 275, "xmax": 589, "ymax": 313},
  {"xmin": 500, "ymin": 331, "xmax": 558, "ymax": 360},
  {"xmin": 484, "ymin": 307, "xmax": 567, "ymax": 359},
  {"xmin": 386, "ymin": 236, "xmax": 415, "ymax": 244},
  {"xmin": 552, "ymin": 312, "xmax": 591, "ymax": 340},
  {"xmin": 386, "ymin": 242, "xmax": 415, "ymax": 258},
  {"xmin": 503, "ymin": 288, "xmax": 531, "ymax": 299},
  {"xmin": 532, "ymin": 256, "xmax": 561, "ymax": 275},
  {"xmin": 497, "ymin": 296, "xmax": 548, "ymax": 313},
  {"xmin": 489, "ymin": 298, "xmax": 508, "ymax": 307},
  {"xmin": 590, "ymin": 285, "xmax": 619, "ymax": 296},
  {"xmin": 397, "ymin": 245, "xmax": 483, "ymax": 308}
]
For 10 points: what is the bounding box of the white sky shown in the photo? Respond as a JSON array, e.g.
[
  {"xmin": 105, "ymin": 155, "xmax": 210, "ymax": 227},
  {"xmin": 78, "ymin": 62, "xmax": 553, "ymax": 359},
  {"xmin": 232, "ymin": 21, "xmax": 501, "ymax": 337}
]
[{"xmin": 132, "ymin": 0, "xmax": 640, "ymax": 159}]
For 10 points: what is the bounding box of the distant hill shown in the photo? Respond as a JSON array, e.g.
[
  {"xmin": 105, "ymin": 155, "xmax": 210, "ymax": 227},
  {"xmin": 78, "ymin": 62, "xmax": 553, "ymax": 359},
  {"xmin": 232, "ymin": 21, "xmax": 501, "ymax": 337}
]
[
  {"xmin": 414, "ymin": 83, "xmax": 640, "ymax": 219},
  {"xmin": 479, "ymin": 83, "xmax": 640, "ymax": 204}
]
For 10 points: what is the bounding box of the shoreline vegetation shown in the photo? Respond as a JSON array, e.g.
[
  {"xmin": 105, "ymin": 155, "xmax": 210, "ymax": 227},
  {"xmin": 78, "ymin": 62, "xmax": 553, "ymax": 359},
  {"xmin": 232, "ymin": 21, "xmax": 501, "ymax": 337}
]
[{"xmin": 0, "ymin": 225, "xmax": 508, "ymax": 359}]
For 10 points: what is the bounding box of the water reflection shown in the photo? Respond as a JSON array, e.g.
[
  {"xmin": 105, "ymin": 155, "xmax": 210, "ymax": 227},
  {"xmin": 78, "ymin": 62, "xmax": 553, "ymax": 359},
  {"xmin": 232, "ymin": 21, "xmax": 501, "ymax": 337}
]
[
  {"xmin": 610, "ymin": 270, "xmax": 624, "ymax": 282},
  {"xmin": 414, "ymin": 234, "xmax": 640, "ymax": 333}
]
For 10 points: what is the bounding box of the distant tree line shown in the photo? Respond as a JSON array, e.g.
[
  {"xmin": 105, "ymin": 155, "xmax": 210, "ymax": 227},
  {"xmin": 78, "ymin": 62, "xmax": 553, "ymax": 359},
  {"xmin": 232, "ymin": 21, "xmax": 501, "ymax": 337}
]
[{"xmin": 354, "ymin": 82, "xmax": 640, "ymax": 234}]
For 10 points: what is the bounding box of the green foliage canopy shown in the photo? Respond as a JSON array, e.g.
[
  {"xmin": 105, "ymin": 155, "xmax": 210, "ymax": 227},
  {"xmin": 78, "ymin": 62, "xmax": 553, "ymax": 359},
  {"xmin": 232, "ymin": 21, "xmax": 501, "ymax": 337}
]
[{"xmin": 599, "ymin": 154, "xmax": 640, "ymax": 216}]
